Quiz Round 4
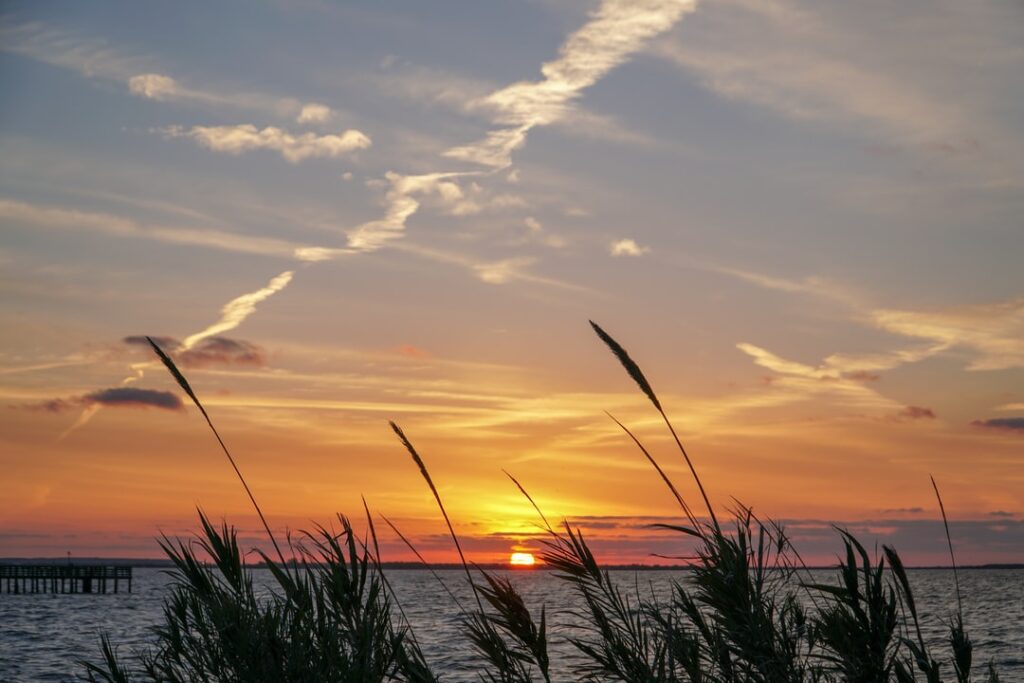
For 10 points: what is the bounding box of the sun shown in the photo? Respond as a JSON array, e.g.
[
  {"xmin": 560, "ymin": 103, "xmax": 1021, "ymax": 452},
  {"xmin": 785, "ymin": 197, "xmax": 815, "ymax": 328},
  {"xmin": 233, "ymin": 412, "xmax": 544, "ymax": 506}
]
[{"xmin": 509, "ymin": 552, "xmax": 536, "ymax": 568}]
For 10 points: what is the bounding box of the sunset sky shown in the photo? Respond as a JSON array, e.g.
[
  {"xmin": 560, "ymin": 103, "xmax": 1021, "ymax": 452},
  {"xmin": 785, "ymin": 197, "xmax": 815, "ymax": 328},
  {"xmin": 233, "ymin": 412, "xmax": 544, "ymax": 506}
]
[{"xmin": 2, "ymin": 0, "xmax": 1022, "ymax": 565}]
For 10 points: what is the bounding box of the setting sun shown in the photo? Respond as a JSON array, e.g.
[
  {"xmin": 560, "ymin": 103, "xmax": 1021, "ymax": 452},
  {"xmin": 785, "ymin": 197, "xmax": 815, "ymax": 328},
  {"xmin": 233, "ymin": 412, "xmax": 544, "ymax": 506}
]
[{"xmin": 509, "ymin": 552, "xmax": 536, "ymax": 568}]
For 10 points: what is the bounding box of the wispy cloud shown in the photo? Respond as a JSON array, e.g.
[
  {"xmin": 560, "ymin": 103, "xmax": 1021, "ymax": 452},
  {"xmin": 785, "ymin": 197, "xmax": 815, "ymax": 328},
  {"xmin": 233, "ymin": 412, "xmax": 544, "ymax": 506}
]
[
  {"xmin": 1, "ymin": 22, "xmax": 333, "ymax": 121},
  {"xmin": 123, "ymin": 336, "xmax": 267, "ymax": 368},
  {"xmin": 707, "ymin": 260, "xmax": 1023, "ymax": 376},
  {"xmin": 0, "ymin": 20, "xmax": 150, "ymax": 80},
  {"xmin": 162, "ymin": 124, "xmax": 370, "ymax": 164},
  {"xmin": 370, "ymin": 62, "xmax": 656, "ymax": 149},
  {"xmin": 0, "ymin": 198, "xmax": 331, "ymax": 261},
  {"xmin": 128, "ymin": 72, "xmax": 334, "ymax": 119},
  {"xmin": 341, "ymin": 0, "xmax": 695, "ymax": 274},
  {"xmin": 20, "ymin": 387, "xmax": 183, "ymax": 413},
  {"xmin": 56, "ymin": 271, "xmax": 294, "ymax": 437},
  {"xmin": 736, "ymin": 343, "xmax": 903, "ymax": 412},
  {"xmin": 181, "ymin": 271, "xmax": 294, "ymax": 349},
  {"xmin": 871, "ymin": 298, "xmax": 1024, "ymax": 371},
  {"xmin": 445, "ymin": 0, "xmax": 696, "ymax": 169},
  {"xmin": 971, "ymin": 417, "xmax": 1024, "ymax": 433},
  {"xmin": 654, "ymin": 0, "xmax": 1024, "ymax": 183}
]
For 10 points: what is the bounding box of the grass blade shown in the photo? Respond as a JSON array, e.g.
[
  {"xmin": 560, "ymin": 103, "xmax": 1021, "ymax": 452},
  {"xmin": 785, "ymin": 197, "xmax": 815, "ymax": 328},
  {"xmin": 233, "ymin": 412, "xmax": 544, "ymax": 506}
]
[
  {"xmin": 389, "ymin": 421, "xmax": 482, "ymax": 612},
  {"xmin": 589, "ymin": 322, "xmax": 720, "ymax": 533},
  {"xmin": 145, "ymin": 336, "xmax": 287, "ymax": 569},
  {"xmin": 931, "ymin": 475, "xmax": 962, "ymax": 615}
]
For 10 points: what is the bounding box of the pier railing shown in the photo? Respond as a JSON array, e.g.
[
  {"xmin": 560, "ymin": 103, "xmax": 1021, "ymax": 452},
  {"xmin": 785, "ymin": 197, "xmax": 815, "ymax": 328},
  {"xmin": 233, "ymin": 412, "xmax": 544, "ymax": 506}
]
[{"xmin": 0, "ymin": 564, "xmax": 132, "ymax": 594}]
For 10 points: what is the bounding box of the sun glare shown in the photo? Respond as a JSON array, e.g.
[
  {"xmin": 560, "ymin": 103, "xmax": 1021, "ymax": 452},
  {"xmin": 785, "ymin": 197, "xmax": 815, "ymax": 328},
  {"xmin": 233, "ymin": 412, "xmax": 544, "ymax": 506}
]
[{"xmin": 509, "ymin": 552, "xmax": 536, "ymax": 567}]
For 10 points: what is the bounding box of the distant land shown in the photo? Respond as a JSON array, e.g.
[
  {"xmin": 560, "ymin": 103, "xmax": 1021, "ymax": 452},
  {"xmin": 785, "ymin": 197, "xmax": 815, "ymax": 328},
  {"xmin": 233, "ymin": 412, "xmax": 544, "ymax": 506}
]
[{"xmin": 2, "ymin": 558, "xmax": 1022, "ymax": 570}]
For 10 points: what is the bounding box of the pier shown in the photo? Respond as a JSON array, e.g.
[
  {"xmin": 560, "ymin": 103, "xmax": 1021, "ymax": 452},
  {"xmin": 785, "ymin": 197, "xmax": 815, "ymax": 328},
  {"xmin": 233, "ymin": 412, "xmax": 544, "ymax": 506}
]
[{"xmin": 0, "ymin": 564, "xmax": 132, "ymax": 594}]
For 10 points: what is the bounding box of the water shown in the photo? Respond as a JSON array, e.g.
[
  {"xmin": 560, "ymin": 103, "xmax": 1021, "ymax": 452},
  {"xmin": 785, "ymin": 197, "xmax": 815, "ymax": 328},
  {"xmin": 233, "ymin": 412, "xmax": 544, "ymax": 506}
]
[{"xmin": 1, "ymin": 568, "xmax": 1021, "ymax": 681}]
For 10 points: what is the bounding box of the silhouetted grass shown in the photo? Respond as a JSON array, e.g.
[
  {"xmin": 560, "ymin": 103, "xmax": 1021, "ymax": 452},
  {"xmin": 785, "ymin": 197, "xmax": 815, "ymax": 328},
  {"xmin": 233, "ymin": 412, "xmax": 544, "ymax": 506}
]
[{"xmin": 84, "ymin": 324, "xmax": 1004, "ymax": 681}]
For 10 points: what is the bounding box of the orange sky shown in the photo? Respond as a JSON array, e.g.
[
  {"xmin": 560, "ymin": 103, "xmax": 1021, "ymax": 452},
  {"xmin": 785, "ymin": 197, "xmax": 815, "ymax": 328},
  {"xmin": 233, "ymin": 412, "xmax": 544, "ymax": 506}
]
[{"xmin": 2, "ymin": 0, "xmax": 1023, "ymax": 565}]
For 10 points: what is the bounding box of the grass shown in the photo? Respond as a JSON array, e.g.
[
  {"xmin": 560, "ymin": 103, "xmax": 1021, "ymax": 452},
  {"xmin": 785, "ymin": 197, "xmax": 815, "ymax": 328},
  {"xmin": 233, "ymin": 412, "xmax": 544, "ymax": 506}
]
[{"xmin": 84, "ymin": 324, "xmax": 1004, "ymax": 682}]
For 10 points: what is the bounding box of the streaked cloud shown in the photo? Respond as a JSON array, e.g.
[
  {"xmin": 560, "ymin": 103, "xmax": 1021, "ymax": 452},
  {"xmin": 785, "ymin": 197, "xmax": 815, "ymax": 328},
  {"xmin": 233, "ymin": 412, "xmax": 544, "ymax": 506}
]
[
  {"xmin": 123, "ymin": 336, "xmax": 266, "ymax": 368},
  {"xmin": 85, "ymin": 387, "xmax": 183, "ymax": 411},
  {"xmin": 181, "ymin": 271, "xmax": 294, "ymax": 349},
  {"xmin": 474, "ymin": 257, "xmax": 537, "ymax": 285},
  {"xmin": 129, "ymin": 72, "xmax": 338, "ymax": 121},
  {"xmin": 0, "ymin": 23, "xmax": 335, "ymax": 121},
  {"xmin": 162, "ymin": 124, "xmax": 371, "ymax": 163},
  {"xmin": 445, "ymin": 0, "xmax": 696, "ymax": 168},
  {"xmin": 971, "ymin": 417, "xmax": 1024, "ymax": 433},
  {"xmin": 654, "ymin": 0, "xmax": 1024, "ymax": 185},
  {"xmin": 609, "ymin": 238, "xmax": 648, "ymax": 257},
  {"xmin": 20, "ymin": 387, "xmax": 183, "ymax": 413},
  {"xmin": 0, "ymin": 198, "xmax": 327, "ymax": 260},
  {"xmin": 871, "ymin": 298, "xmax": 1024, "ymax": 371},
  {"xmin": 0, "ymin": 20, "xmax": 149, "ymax": 80},
  {"xmin": 346, "ymin": 171, "xmax": 479, "ymax": 251}
]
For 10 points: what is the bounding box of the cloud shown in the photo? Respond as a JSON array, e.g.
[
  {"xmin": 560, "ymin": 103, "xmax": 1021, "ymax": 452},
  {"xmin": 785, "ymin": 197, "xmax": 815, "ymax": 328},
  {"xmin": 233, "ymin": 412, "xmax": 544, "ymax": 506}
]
[
  {"xmin": 163, "ymin": 124, "xmax": 371, "ymax": 164},
  {"xmin": 19, "ymin": 388, "xmax": 183, "ymax": 413},
  {"xmin": 18, "ymin": 398, "xmax": 79, "ymax": 413},
  {"xmin": 609, "ymin": 238, "xmax": 649, "ymax": 256},
  {"xmin": 372, "ymin": 63, "xmax": 655, "ymax": 150},
  {"xmin": 123, "ymin": 335, "xmax": 177, "ymax": 351},
  {"xmin": 181, "ymin": 271, "xmax": 294, "ymax": 349},
  {"xmin": 971, "ymin": 417, "xmax": 1024, "ymax": 433},
  {"xmin": 126, "ymin": 70, "xmax": 334, "ymax": 120},
  {"xmin": 296, "ymin": 103, "xmax": 333, "ymax": 124},
  {"xmin": 843, "ymin": 370, "xmax": 880, "ymax": 382},
  {"xmin": 892, "ymin": 405, "xmax": 936, "ymax": 421},
  {"xmin": 510, "ymin": 217, "xmax": 567, "ymax": 249},
  {"xmin": 128, "ymin": 73, "xmax": 178, "ymax": 99},
  {"xmin": 474, "ymin": 257, "xmax": 537, "ymax": 285},
  {"xmin": 0, "ymin": 23, "xmax": 331, "ymax": 121},
  {"xmin": 0, "ymin": 198, "xmax": 331, "ymax": 261},
  {"xmin": 988, "ymin": 511, "xmax": 1016, "ymax": 518},
  {"xmin": 736, "ymin": 342, "xmax": 901, "ymax": 412},
  {"xmin": 654, "ymin": 0, "xmax": 1024, "ymax": 187},
  {"xmin": 880, "ymin": 507, "xmax": 925, "ymax": 514},
  {"xmin": 444, "ymin": 0, "xmax": 695, "ymax": 169},
  {"xmin": 123, "ymin": 335, "xmax": 266, "ymax": 368},
  {"xmin": 180, "ymin": 337, "xmax": 265, "ymax": 368},
  {"xmin": 391, "ymin": 242, "xmax": 587, "ymax": 291},
  {"xmin": 0, "ymin": 21, "xmax": 150, "ymax": 81},
  {"xmin": 655, "ymin": 1, "xmax": 975, "ymax": 145},
  {"xmin": 710, "ymin": 262, "xmax": 1024, "ymax": 375},
  {"xmin": 346, "ymin": 171, "xmax": 482, "ymax": 251},
  {"xmin": 83, "ymin": 387, "xmax": 183, "ymax": 411},
  {"xmin": 871, "ymin": 298, "xmax": 1024, "ymax": 371}
]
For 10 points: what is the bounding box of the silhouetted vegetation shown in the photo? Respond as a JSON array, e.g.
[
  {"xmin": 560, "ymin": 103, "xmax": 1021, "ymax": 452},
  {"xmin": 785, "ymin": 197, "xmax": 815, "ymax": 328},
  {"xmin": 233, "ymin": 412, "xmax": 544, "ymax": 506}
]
[{"xmin": 85, "ymin": 326, "xmax": 1002, "ymax": 682}]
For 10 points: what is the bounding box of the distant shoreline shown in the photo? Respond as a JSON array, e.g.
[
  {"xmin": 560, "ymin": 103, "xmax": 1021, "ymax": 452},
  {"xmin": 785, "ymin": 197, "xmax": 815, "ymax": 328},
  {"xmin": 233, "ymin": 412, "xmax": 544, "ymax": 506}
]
[{"xmin": 2, "ymin": 558, "xmax": 1022, "ymax": 570}]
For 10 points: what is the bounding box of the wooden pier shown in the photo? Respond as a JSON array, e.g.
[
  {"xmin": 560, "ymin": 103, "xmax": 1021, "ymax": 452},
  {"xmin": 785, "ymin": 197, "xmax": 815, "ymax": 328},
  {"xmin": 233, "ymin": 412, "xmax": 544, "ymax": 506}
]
[{"xmin": 0, "ymin": 564, "xmax": 132, "ymax": 594}]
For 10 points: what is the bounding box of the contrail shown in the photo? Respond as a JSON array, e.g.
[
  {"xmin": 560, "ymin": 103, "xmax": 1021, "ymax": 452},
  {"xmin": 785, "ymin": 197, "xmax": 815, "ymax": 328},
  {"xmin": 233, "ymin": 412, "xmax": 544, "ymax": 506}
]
[
  {"xmin": 182, "ymin": 270, "xmax": 293, "ymax": 349},
  {"xmin": 344, "ymin": 0, "xmax": 696, "ymax": 256},
  {"xmin": 59, "ymin": 270, "xmax": 295, "ymax": 440},
  {"xmin": 59, "ymin": 1, "xmax": 694, "ymax": 440}
]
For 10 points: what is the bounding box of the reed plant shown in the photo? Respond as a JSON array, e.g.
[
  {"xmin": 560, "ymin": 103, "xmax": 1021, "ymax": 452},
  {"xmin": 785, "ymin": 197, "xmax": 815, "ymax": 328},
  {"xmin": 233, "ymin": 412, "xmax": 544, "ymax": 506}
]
[{"xmin": 84, "ymin": 326, "xmax": 1003, "ymax": 682}]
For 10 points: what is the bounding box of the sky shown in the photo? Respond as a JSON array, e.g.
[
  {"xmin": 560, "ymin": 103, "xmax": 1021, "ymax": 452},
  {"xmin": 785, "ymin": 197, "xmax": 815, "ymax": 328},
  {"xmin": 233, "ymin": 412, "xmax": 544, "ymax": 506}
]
[{"xmin": 1, "ymin": 0, "xmax": 1022, "ymax": 566}]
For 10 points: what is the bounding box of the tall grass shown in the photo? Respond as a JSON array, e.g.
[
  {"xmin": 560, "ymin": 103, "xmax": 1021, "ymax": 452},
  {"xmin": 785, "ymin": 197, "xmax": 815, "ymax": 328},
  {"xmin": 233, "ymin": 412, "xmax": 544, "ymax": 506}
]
[{"xmin": 85, "ymin": 325, "xmax": 1003, "ymax": 682}]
